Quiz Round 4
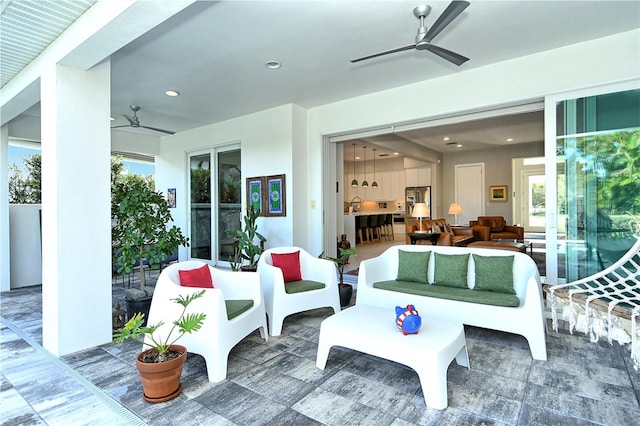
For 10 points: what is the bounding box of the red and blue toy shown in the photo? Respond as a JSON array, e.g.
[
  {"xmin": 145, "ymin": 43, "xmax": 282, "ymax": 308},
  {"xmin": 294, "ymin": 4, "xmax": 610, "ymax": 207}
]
[{"xmin": 395, "ymin": 304, "xmax": 422, "ymax": 335}]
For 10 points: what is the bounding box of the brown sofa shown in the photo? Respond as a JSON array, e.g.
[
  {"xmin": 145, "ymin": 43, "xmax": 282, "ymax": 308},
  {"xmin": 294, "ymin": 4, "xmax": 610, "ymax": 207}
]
[
  {"xmin": 407, "ymin": 218, "xmax": 477, "ymax": 246},
  {"xmin": 470, "ymin": 216, "xmax": 524, "ymax": 241}
]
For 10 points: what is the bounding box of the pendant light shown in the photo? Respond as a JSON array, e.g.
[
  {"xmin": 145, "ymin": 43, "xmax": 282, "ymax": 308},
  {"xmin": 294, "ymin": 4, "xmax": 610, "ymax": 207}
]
[
  {"xmin": 350, "ymin": 143, "xmax": 358, "ymax": 187},
  {"xmin": 371, "ymin": 148, "xmax": 378, "ymax": 188},
  {"xmin": 361, "ymin": 145, "xmax": 369, "ymax": 188}
]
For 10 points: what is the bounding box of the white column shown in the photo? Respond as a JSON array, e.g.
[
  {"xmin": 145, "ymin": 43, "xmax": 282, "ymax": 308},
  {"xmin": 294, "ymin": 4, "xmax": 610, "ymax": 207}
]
[
  {"xmin": 41, "ymin": 60, "xmax": 112, "ymax": 356},
  {"xmin": 0, "ymin": 125, "xmax": 9, "ymax": 292}
]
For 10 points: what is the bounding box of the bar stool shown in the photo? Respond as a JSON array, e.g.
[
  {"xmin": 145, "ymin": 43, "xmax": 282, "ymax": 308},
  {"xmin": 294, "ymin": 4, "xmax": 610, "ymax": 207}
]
[
  {"xmin": 369, "ymin": 215, "xmax": 380, "ymax": 243},
  {"xmin": 381, "ymin": 214, "xmax": 394, "ymax": 241},
  {"xmin": 377, "ymin": 214, "xmax": 387, "ymax": 241},
  {"xmin": 357, "ymin": 215, "xmax": 370, "ymax": 245}
]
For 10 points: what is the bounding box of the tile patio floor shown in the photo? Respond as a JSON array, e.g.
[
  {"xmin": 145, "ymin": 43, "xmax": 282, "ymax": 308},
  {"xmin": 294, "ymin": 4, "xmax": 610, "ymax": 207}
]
[{"xmin": 1, "ymin": 269, "xmax": 639, "ymax": 426}]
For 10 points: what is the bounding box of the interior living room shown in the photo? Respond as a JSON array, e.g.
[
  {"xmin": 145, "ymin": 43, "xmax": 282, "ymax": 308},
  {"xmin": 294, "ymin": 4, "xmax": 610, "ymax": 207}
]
[{"xmin": 1, "ymin": 1, "xmax": 639, "ymax": 425}]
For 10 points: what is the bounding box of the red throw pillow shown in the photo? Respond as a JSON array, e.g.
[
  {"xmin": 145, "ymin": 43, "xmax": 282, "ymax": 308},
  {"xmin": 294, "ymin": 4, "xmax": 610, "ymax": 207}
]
[
  {"xmin": 271, "ymin": 251, "xmax": 302, "ymax": 283},
  {"xmin": 178, "ymin": 264, "xmax": 214, "ymax": 288}
]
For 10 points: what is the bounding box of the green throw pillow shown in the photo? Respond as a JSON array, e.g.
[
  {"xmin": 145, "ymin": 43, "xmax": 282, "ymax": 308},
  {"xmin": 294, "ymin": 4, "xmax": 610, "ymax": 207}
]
[
  {"xmin": 472, "ymin": 254, "xmax": 515, "ymax": 294},
  {"xmin": 396, "ymin": 250, "xmax": 430, "ymax": 284},
  {"xmin": 433, "ymin": 253, "xmax": 469, "ymax": 288}
]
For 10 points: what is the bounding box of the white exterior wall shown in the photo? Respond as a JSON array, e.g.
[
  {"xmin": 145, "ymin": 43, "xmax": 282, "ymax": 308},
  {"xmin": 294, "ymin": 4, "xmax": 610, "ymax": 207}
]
[
  {"xmin": 0, "ymin": 126, "xmax": 9, "ymax": 291},
  {"xmin": 155, "ymin": 104, "xmax": 296, "ymax": 258},
  {"xmin": 9, "ymin": 205, "xmax": 42, "ymax": 288},
  {"xmin": 40, "ymin": 61, "xmax": 112, "ymax": 356}
]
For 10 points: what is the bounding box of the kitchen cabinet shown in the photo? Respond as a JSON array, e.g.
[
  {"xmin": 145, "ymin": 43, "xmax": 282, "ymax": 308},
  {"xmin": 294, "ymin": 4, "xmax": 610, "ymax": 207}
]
[{"xmin": 406, "ymin": 167, "xmax": 432, "ymax": 187}]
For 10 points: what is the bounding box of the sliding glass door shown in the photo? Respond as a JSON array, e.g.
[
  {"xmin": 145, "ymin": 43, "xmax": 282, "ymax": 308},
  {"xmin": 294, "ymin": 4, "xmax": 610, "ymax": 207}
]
[
  {"xmin": 545, "ymin": 84, "xmax": 640, "ymax": 284},
  {"xmin": 188, "ymin": 145, "xmax": 241, "ymax": 264}
]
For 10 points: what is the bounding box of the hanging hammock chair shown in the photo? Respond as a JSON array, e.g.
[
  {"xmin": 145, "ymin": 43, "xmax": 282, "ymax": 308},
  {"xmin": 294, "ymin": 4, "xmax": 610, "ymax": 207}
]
[{"xmin": 547, "ymin": 237, "xmax": 640, "ymax": 370}]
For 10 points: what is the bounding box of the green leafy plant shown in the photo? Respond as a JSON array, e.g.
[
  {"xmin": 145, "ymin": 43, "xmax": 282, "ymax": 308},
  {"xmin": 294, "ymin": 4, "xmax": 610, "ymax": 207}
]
[
  {"xmin": 221, "ymin": 175, "xmax": 240, "ymax": 203},
  {"xmin": 111, "ymin": 157, "xmax": 189, "ymax": 290},
  {"xmin": 113, "ymin": 290, "xmax": 206, "ymax": 363},
  {"xmin": 319, "ymin": 247, "xmax": 357, "ymax": 285},
  {"xmin": 225, "ymin": 205, "xmax": 266, "ymax": 270}
]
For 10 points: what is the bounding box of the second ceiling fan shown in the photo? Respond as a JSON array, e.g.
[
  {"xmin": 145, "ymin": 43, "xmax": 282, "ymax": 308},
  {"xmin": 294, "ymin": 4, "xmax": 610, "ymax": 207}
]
[
  {"xmin": 111, "ymin": 105, "xmax": 175, "ymax": 135},
  {"xmin": 351, "ymin": 1, "xmax": 470, "ymax": 66}
]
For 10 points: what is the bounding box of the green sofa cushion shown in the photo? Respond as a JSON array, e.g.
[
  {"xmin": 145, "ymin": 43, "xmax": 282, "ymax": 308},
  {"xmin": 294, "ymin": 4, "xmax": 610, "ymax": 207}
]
[
  {"xmin": 433, "ymin": 253, "xmax": 470, "ymax": 288},
  {"xmin": 284, "ymin": 280, "xmax": 325, "ymax": 294},
  {"xmin": 472, "ymin": 254, "xmax": 516, "ymax": 294},
  {"xmin": 225, "ymin": 299, "xmax": 254, "ymax": 320},
  {"xmin": 397, "ymin": 250, "xmax": 430, "ymax": 284},
  {"xmin": 372, "ymin": 280, "xmax": 520, "ymax": 307}
]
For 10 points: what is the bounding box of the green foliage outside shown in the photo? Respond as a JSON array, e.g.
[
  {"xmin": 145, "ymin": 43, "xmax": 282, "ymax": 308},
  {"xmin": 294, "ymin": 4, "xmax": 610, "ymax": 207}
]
[
  {"xmin": 581, "ymin": 130, "xmax": 640, "ymax": 215},
  {"xmin": 111, "ymin": 157, "xmax": 189, "ymax": 290},
  {"xmin": 8, "ymin": 153, "xmax": 41, "ymax": 204}
]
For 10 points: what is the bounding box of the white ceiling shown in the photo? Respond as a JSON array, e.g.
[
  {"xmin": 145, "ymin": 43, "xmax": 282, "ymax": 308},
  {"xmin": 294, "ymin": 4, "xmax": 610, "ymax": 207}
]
[{"xmin": 4, "ymin": 1, "xmax": 640, "ymax": 157}]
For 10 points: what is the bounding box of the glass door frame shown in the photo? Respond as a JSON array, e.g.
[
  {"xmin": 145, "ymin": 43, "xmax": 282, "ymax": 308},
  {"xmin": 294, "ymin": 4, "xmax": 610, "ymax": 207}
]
[
  {"xmin": 187, "ymin": 143, "xmax": 241, "ymax": 266},
  {"xmin": 543, "ymin": 78, "xmax": 640, "ymax": 285}
]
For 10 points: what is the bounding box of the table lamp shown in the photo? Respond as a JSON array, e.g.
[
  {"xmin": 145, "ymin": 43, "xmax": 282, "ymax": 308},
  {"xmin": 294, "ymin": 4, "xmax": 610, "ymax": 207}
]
[
  {"xmin": 411, "ymin": 202, "xmax": 430, "ymax": 232},
  {"xmin": 448, "ymin": 203, "xmax": 463, "ymax": 225}
]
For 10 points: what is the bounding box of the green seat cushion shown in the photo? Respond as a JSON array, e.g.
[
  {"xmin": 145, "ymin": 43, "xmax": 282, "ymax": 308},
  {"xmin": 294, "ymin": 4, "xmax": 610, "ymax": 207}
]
[
  {"xmin": 284, "ymin": 280, "xmax": 325, "ymax": 294},
  {"xmin": 472, "ymin": 254, "xmax": 516, "ymax": 294},
  {"xmin": 225, "ymin": 299, "xmax": 254, "ymax": 320},
  {"xmin": 373, "ymin": 280, "xmax": 520, "ymax": 307},
  {"xmin": 433, "ymin": 253, "xmax": 470, "ymax": 288},
  {"xmin": 396, "ymin": 250, "xmax": 430, "ymax": 283}
]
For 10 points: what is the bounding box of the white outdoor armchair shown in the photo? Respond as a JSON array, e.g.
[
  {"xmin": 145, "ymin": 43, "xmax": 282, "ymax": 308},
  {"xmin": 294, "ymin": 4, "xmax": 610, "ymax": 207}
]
[
  {"xmin": 144, "ymin": 260, "xmax": 268, "ymax": 382},
  {"xmin": 258, "ymin": 247, "xmax": 341, "ymax": 336}
]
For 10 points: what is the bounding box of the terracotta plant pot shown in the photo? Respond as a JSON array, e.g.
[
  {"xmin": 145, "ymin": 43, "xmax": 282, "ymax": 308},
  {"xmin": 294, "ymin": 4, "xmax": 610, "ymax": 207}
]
[{"xmin": 136, "ymin": 344, "xmax": 187, "ymax": 403}]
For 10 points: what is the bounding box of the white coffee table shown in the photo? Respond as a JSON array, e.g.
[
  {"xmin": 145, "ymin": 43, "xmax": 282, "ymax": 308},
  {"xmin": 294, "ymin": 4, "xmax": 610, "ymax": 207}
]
[{"xmin": 316, "ymin": 304, "xmax": 469, "ymax": 410}]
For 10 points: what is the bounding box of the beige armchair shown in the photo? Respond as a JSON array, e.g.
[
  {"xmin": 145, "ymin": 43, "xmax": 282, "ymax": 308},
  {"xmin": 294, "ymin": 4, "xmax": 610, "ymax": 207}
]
[{"xmin": 470, "ymin": 216, "xmax": 524, "ymax": 241}]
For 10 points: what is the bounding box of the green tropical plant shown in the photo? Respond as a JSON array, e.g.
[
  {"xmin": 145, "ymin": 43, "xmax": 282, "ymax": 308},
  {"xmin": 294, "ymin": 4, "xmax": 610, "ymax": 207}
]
[
  {"xmin": 225, "ymin": 205, "xmax": 266, "ymax": 270},
  {"xmin": 113, "ymin": 291, "xmax": 206, "ymax": 363},
  {"xmin": 221, "ymin": 175, "xmax": 240, "ymax": 203},
  {"xmin": 319, "ymin": 247, "xmax": 357, "ymax": 285},
  {"xmin": 8, "ymin": 153, "xmax": 41, "ymax": 204},
  {"xmin": 111, "ymin": 157, "xmax": 189, "ymax": 290}
]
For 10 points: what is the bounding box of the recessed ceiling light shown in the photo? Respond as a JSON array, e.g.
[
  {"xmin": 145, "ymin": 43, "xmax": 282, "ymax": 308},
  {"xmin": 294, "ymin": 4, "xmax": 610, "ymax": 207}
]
[
  {"xmin": 165, "ymin": 90, "xmax": 180, "ymax": 97},
  {"xmin": 110, "ymin": 116, "xmax": 116, "ymax": 121},
  {"xmin": 456, "ymin": 144, "xmax": 463, "ymax": 148},
  {"xmin": 265, "ymin": 60, "xmax": 282, "ymax": 69},
  {"xmin": 506, "ymin": 138, "xmax": 514, "ymax": 142},
  {"xmin": 355, "ymin": 156, "xmax": 360, "ymax": 160},
  {"xmin": 443, "ymin": 137, "xmax": 450, "ymax": 141},
  {"xmin": 393, "ymin": 152, "xmax": 399, "ymax": 156}
]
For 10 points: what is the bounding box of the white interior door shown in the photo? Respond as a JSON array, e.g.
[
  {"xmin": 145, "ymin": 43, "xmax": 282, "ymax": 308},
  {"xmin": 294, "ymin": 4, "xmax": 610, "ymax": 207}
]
[
  {"xmin": 454, "ymin": 163, "xmax": 484, "ymax": 225},
  {"xmin": 520, "ymin": 166, "xmax": 546, "ymax": 233}
]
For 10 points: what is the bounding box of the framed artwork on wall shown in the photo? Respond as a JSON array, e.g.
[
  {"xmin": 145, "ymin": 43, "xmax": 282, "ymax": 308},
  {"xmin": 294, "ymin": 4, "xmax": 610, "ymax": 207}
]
[
  {"xmin": 167, "ymin": 188, "xmax": 176, "ymax": 208},
  {"xmin": 265, "ymin": 174, "xmax": 286, "ymax": 217},
  {"xmin": 489, "ymin": 185, "xmax": 508, "ymax": 202},
  {"xmin": 246, "ymin": 177, "xmax": 265, "ymax": 215}
]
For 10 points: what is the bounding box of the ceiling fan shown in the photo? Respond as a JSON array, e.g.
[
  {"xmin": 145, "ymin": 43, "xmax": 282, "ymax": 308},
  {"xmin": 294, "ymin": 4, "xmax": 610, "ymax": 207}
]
[
  {"xmin": 351, "ymin": 1, "xmax": 470, "ymax": 65},
  {"xmin": 111, "ymin": 105, "xmax": 175, "ymax": 135}
]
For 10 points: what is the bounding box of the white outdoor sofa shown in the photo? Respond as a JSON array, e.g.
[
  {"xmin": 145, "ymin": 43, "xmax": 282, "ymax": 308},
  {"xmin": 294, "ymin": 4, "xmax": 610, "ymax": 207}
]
[
  {"xmin": 356, "ymin": 245, "xmax": 547, "ymax": 360},
  {"xmin": 145, "ymin": 261, "xmax": 268, "ymax": 382}
]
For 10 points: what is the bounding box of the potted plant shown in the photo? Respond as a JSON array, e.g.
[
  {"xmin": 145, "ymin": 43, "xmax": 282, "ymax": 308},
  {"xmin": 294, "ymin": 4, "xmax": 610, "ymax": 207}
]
[
  {"xmin": 320, "ymin": 247, "xmax": 357, "ymax": 307},
  {"xmin": 225, "ymin": 205, "xmax": 266, "ymax": 272},
  {"xmin": 113, "ymin": 290, "xmax": 206, "ymax": 403},
  {"xmin": 111, "ymin": 157, "xmax": 189, "ymax": 321}
]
